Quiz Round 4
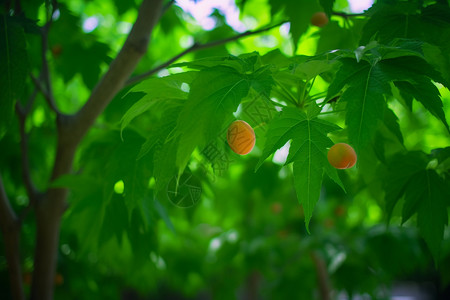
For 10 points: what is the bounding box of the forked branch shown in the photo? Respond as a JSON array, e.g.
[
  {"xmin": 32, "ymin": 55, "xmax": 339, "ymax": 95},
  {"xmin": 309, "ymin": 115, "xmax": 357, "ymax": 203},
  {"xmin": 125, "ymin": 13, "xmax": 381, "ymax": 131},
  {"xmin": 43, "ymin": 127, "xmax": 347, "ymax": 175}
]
[{"xmin": 71, "ymin": 0, "xmax": 165, "ymax": 144}]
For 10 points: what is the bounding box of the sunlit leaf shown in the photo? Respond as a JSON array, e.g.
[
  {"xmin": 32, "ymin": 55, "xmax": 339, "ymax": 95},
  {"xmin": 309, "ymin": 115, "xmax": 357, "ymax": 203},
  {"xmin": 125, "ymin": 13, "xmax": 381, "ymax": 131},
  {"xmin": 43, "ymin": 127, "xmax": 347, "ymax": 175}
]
[{"xmin": 258, "ymin": 106, "xmax": 343, "ymax": 231}]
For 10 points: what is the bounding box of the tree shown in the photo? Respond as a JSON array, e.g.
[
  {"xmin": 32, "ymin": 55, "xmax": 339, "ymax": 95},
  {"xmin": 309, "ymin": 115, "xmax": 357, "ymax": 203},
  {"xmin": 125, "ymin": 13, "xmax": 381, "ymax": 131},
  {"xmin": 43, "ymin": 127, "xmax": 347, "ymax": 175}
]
[{"xmin": 0, "ymin": 0, "xmax": 449, "ymax": 299}]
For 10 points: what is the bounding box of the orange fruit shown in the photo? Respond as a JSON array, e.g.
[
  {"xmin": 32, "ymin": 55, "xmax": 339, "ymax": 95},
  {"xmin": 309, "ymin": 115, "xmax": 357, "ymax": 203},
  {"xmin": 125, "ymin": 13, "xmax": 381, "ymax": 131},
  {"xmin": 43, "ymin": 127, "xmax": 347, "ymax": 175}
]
[
  {"xmin": 311, "ymin": 12, "xmax": 329, "ymax": 27},
  {"xmin": 227, "ymin": 120, "xmax": 255, "ymax": 155},
  {"xmin": 327, "ymin": 143, "xmax": 357, "ymax": 169}
]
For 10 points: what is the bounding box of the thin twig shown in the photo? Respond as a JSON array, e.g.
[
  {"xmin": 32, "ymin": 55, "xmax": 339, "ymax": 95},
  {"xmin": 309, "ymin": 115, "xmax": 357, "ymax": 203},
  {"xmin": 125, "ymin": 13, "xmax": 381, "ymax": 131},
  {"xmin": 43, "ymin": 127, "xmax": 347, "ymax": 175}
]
[
  {"xmin": 332, "ymin": 11, "xmax": 366, "ymax": 18},
  {"xmin": 310, "ymin": 251, "xmax": 331, "ymax": 300},
  {"xmin": 15, "ymin": 103, "xmax": 39, "ymax": 203},
  {"xmin": 273, "ymin": 77, "xmax": 298, "ymax": 106},
  {"xmin": 30, "ymin": 73, "xmax": 61, "ymax": 115},
  {"xmin": 125, "ymin": 20, "xmax": 288, "ymax": 86},
  {"xmin": 24, "ymin": 85, "xmax": 39, "ymax": 115},
  {"xmin": 38, "ymin": 2, "xmax": 61, "ymax": 116}
]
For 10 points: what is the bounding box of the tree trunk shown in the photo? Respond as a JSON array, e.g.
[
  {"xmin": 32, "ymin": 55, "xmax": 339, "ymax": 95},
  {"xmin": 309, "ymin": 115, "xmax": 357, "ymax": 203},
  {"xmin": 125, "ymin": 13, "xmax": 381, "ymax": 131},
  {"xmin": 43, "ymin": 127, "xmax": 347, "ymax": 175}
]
[
  {"xmin": 30, "ymin": 189, "xmax": 67, "ymax": 300},
  {"xmin": 0, "ymin": 176, "xmax": 25, "ymax": 300},
  {"xmin": 28, "ymin": 0, "xmax": 164, "ymax": 298}
]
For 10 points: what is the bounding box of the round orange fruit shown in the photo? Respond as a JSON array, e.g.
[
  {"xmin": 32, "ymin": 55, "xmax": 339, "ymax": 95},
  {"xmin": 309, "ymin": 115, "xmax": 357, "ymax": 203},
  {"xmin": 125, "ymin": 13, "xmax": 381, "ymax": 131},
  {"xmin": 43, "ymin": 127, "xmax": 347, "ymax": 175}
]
[
  {"xmin": 227, "ymin": 120, "xmax": 256, "ymax": 155},
  {"xmin": 327, "ymin": 143, "xmax": 357, "ymax": 169},
  {"xmin": 311, "ymin": 12, "xmax": 329, "ymax": 27}
]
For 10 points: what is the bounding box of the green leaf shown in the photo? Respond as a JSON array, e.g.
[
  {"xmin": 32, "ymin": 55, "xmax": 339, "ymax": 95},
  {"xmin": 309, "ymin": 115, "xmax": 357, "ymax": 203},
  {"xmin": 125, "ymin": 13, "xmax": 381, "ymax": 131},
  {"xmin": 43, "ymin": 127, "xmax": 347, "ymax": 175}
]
[
  {"xmin": 293, "ymin": 57, "xmax": 339, "ymax": 81},
  {"xmin": 319, "ymin": 0, "xmax": 335, "ymax": 17},
  {"xmin": 269, "ymin": 0, "xmax": 322, "ymax": 49},
  {"xmin": 395, "ymin": 81, "xmax": 448, "ymax": 132},
  {"xmin": 361, "ymin": 1, "xmax": 422, "ymax": 45},
  {"xmin": 171, "ymin": 52, "xmax": 262, "ymax": 73},
  {"xmin": 0, "ymin": 15, "xmax": 28, "ymax": 139},
  {"xmin": 316, "ymin": 21, "xmax": 359, "ymax": 55},
  {"xmin": 257, "ymin": 107, "xmax": 343, "ymax": 231},
  {"xmin": 153, "ymin": 198, "xmax": 175, "ymax": 233},
  {"xmin": 362, "ymin": 1, "xmax": 450, "ymax": 84},
  {"xmin": 99, "ymin": 194, "xmax": 129, "ymax": 247},
  {"xmin": 379, "ymin": 56, "xmax": 449, "ymax": 131},
  {"xmin": 416, "ymin": 170, "xmax": 449, "ymax": 263},
  {"xmin": 327, "ymin": 58, "xmax": 389, "ymax": 151},
  {"xmin": 383, "ymin": 107, "xmax": 403, "ymax": 144},
  {"xmin": 384, "ymin": 151, "xmax": 428, "ymax": 220},
  {"xmin": 384, "ymin": 151, "xmax": 449, "ymax": 262},
  {"xmin": 120, "ymin": 71, "xmax": 197, "ymax": 135},
  {"xmin": 173, "ymin": 65, "xmax": 272, "ymax": 172}
]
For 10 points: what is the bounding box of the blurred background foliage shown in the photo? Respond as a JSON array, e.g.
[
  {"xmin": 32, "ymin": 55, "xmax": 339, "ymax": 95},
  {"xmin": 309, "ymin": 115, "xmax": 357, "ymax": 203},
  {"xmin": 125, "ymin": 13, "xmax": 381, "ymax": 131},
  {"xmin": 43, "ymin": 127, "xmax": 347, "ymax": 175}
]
[{"xmin": 1, "ymin": 0, "xmax": 450, "ymax": 299}]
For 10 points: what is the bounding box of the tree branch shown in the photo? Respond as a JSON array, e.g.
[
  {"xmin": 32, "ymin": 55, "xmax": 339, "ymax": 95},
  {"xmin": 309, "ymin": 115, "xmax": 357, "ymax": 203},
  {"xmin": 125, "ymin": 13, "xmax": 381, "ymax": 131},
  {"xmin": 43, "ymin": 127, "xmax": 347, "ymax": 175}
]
[
  {"xmin": 0, "ymin": 175, "xmax": 25, "ymax": 300},
  {"xmin": 125, "ymin": 20, "xmax": 288, "ymax": 86},
  {"xmin": 70, "ymin": 0, "xmax": 164, "ymax": 145},
  {"xmin": 310, "ymin": 251, "xmax": 331, "ymax": 300},
  {"xmin": 30, "ymin": 73, "xmax": 61, "ymax": 115},
  {"xmin": 36, "ymin": 2, "xmax": 62, "ymax": 116},
  {"xmin": 30, "ymin": 1, "xmax": 165, "ymax": 299}
]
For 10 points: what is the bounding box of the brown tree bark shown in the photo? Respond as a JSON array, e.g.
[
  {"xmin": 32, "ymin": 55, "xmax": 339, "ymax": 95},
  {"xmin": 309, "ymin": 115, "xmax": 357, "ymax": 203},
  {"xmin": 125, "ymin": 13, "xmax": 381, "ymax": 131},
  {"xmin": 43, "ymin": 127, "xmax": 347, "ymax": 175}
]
[
  {"xmin": 0, "ymin": 175, "xmax": 25, "ymax": 300},
  {"xmin": 28, "ymin": 0, "xmax": 164, "ymax": 299}
]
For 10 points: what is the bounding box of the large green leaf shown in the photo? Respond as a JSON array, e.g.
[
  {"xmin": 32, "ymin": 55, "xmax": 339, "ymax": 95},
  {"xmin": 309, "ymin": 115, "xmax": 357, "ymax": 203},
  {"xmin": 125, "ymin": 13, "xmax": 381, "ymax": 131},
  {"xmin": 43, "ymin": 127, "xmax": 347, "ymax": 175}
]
[
  {"xmin": 120, "ymin": 71, "xmax": 197, "ymax": 135},
  {"xmin": 327, "ymin": 58, "xmax": 389, "ymax": 151},
  {"xmin": 415, "ymin": 170, "xmax": 448, "ymax": 262},
  {"xmin": 384, "ymin": 151, "xmax": 428, "ymax": 220},
  {"xmin": 327, "ymin": 50, "xmax": 448, "ymax": 151},
  {"xmin": 379, "ymin": 56, "xmax": 449, "ymax": 131},
  {"xmin": 362, "ymin": 1, "xmax": 450, "ymax": 83},
  {"xmin": 257, "ymin": 106, "xmax": 343, "ymax": 231},
  {"xmin": 173, "ymin": 64, "xmax": 273, "ymax": 173},
  {"xmin": 384, "ymin": 151, "xmax": 450, "ymax": 263},
  {"xmin": 0, "ymin": 15, "xmax": 28, "ymax": 139}
]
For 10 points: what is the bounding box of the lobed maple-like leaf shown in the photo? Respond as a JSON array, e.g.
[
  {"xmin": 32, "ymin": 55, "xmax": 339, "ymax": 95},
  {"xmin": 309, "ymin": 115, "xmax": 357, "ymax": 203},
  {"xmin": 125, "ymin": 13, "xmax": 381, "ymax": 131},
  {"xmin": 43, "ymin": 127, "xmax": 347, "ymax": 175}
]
[
  {"xmin": 257, "ymin": 106, "xmax": 344, "ymax": 231},
  {"xmin": 385, "ymin": 151, "xmax": 450, "ymax": 263},
  {"xmin": 327, "ymin": 58, "xmax": 389, "ymax": 152},
  {"xmin": 327, "ymin": 51, "xmax": 449, "ymax": 152},
  {"xmin": 362, "ymin": 1, "xmax": 450, "ymax": 84}
]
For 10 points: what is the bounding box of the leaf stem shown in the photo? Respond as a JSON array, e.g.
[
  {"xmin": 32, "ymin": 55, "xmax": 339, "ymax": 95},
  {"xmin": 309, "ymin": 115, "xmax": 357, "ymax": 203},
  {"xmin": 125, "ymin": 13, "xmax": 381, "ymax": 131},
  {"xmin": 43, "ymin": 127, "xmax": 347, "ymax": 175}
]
[
  {"xmin": 30, "ymin": 73, "xmax": 61, "ymax": 115},
  {"xmin": 332, "ymin": 11, "xmax": 366, "ymax": 18},
  {"xmin": 273, "ymin": 77, "xmax": 298, "ymax": 106}
]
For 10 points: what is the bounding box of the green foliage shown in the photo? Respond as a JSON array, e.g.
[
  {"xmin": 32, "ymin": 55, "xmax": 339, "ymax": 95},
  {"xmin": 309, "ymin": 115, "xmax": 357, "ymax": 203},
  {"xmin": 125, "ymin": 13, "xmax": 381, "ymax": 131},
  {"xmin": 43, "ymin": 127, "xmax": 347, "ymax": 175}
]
[
  {"xmin": 257, "ymin": 106, "xmax": 344, "ymax": 231},
  {"xmin": 1, "ymin": 0, "xmax": 450, "ymax": 299},
  {"xmin": 269, "ymin": 0, "xmax": 322, "ymax": 50},
  {"xmin": 385, "ymin": 150, "xmax": 450, "ymax": 262},
  {"xmin": 0, "ymin": 15, "xmax": 28, "ymax": 140},
  {"xmin": 327, "ymin": 43, "xmax": 449, "ymax": 151}
]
